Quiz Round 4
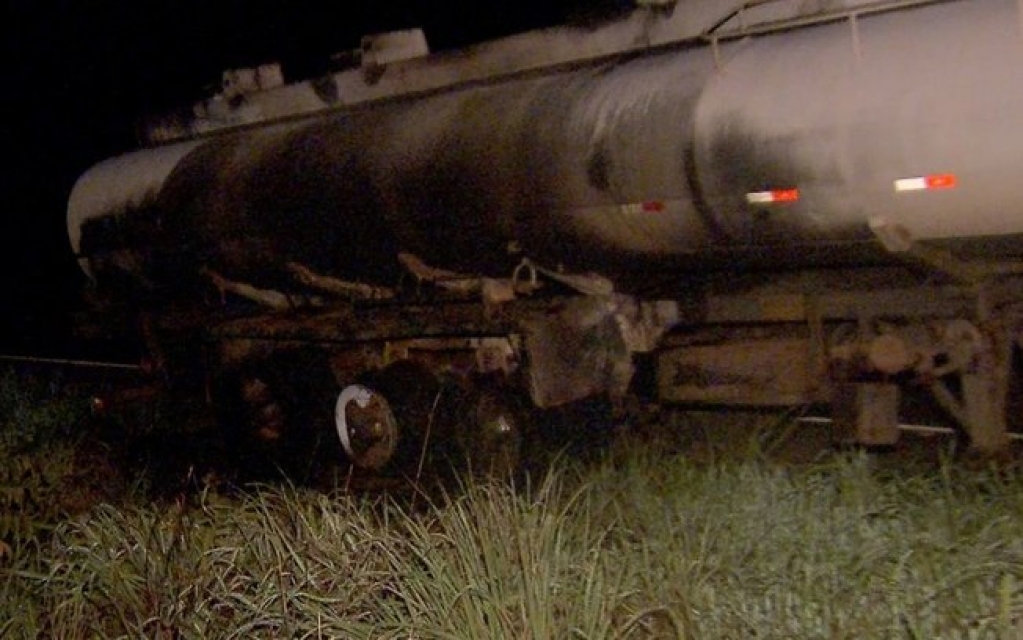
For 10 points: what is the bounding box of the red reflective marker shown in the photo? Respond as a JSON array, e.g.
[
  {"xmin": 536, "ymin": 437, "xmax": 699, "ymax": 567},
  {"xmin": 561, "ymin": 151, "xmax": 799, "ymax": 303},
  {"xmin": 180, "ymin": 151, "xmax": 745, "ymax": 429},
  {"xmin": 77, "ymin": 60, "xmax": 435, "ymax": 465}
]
[
  {"xmin": 620, "ymin": 200, "xmax": 668, "ymax": 214},
  {"xmin": 894, "ymin": 173, "xmax": 957, "ymax": 192},
  {"xmin": 746, "ymin": 188, "xmax": 800, "ymax": 204}
]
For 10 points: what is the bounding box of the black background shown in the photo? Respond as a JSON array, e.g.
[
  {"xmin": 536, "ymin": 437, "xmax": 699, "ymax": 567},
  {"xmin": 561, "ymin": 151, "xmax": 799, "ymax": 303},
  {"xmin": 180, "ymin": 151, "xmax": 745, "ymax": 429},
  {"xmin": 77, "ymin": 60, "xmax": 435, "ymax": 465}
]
[{"xmin": 3, "ymin": 0, "xmax": 633, "ymax": 356}]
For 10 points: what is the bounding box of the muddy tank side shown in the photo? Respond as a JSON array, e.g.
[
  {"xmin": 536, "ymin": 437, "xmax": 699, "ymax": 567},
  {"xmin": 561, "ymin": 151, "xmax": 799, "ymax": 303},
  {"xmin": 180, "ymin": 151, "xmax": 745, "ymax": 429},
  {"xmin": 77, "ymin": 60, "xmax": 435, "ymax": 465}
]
[
  {"xmin": 68, "ymin": 0, "xmax": 1023, "ymax": 299},
  {"xmin": 69, "ymin": 48, "xmax": 723, "ymax": 295}
]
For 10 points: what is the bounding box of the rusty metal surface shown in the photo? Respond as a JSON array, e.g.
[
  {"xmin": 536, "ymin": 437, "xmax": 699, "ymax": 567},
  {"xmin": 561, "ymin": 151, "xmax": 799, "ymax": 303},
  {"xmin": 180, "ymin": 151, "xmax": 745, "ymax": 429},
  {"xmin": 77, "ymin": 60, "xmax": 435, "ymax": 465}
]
[
  {"xmin": 523, "ymin": 296, "xmax": 633, "ymax": 408},
  {"xmin": 208, "ymin": 297, "xmax": 550, "ymax": 345},
  {"xmin": 831, "ymin": 383, "xmax": 901, "ymax": 446},
  {"xmin": 657, "ymin": 336, "xmax": 814, "ymax": 406}
]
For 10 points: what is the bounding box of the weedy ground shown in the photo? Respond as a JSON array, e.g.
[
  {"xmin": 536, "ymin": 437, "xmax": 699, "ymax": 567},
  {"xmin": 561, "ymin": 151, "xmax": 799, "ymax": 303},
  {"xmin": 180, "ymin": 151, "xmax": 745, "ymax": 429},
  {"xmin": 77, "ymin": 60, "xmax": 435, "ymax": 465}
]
[{"xmin": 2, "ymin": 369, "xmax": 1023, "ymax": 638}]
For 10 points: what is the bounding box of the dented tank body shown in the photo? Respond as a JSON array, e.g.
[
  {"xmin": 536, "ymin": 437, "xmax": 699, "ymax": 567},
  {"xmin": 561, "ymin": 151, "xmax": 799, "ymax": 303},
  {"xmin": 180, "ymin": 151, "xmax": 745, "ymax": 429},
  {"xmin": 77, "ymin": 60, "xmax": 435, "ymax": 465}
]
[{"xmin": 65, "ymin": 0, "xmax": 1023, "ymax": 466}]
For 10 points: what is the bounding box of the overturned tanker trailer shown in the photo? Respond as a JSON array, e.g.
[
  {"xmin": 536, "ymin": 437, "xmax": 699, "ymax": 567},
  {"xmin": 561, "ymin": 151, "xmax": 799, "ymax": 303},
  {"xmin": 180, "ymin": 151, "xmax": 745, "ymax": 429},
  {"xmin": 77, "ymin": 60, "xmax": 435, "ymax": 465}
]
[{"xmin": 69, "ymin": 0, "xmax": 1023, "ymax": 474}]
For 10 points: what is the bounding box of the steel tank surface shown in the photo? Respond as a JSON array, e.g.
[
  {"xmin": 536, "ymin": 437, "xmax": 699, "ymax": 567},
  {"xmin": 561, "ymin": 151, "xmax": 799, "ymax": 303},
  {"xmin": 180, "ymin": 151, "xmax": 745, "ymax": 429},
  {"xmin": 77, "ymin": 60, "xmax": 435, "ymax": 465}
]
[
  {"xmin": 693, "ymin": 0, "xmax": 1023, "ymax": 262},
  {"xmin": 68, "ymin": 0, "xmax": 1023, "ymax": 296}
]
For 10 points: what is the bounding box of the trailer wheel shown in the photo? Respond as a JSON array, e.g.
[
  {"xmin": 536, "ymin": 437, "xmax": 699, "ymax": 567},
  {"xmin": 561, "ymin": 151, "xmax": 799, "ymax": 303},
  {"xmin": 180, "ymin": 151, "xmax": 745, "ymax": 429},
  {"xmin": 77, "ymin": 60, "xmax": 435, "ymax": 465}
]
[
  {"xmin": 454, "ymin": 383, "xmax": 525, "ymax": 479},
  {"xmin": 335, "ymin": 384, "xmax": 399, "ymax": 470},
  {"xmin": 334, "ymin": 361, "xmax": 527, "ymax": 479},
  {"xmin": 212, "ymin": 350, "xmax": 338, "ymax": 481}
]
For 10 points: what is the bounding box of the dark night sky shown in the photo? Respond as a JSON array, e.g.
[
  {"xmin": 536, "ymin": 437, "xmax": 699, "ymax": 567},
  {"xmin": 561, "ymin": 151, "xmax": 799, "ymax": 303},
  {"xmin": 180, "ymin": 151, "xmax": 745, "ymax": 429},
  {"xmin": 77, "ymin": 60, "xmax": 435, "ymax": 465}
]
[{"xmin": 2, "ymin": 0, "xmax": 631, "ymax": 355}]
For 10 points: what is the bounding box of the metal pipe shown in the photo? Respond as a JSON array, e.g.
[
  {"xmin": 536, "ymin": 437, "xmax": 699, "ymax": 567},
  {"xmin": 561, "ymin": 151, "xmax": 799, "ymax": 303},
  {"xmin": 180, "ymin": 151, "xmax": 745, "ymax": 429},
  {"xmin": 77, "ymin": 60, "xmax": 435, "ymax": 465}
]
[
  {"xmin": 797, "ymin": 416, "xmax": 1023, "ymax": 441},
  {"xmin": 0, "ymin": 354, "xmax": 142, "ymax": 371}
]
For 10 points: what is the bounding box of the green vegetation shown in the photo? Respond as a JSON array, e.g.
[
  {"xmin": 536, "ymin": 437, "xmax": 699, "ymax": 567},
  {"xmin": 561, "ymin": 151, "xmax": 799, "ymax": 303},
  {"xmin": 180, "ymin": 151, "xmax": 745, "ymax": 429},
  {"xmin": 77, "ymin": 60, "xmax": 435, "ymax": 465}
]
[
  {"xmin": 0, "ymin": 370, "xmax": 95, "ymax": 546},
  {"xmin": 2, "ymin": 372, "xmax": 1023, "ymax": 638}
]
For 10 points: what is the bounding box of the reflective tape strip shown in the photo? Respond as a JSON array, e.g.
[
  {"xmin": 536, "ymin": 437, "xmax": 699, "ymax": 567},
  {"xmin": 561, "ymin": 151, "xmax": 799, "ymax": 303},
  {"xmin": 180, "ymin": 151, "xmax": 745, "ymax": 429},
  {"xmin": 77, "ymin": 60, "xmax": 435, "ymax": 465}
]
[
  {"xmin": 746, "ymin": 189, "xmax": 800, "ymax": 204},
  {"xmin": 894, "ymin": 173, "xmax": 957, "ymax": 192},
  {"xmin": 620, "ymin": 200, "xmax": 666, "ymax": 214}
]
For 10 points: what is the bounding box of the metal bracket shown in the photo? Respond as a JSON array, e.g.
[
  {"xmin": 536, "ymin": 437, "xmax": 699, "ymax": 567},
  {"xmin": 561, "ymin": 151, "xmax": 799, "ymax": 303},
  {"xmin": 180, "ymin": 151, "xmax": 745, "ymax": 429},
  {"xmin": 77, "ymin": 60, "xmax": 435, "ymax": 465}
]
[{"xmin": 868, "ymin": 217, "xmax": 988, "ymax": 285}]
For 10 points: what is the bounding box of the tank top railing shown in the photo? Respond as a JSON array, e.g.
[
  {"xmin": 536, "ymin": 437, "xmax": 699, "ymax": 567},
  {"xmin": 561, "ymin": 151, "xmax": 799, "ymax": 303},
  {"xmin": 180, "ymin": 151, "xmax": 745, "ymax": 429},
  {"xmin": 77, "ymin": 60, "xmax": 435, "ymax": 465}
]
[
  {"xmin": 703, "ymin": 0, "xmax": 959, "ymax": 68},
  {"xmin": 705, "ymin": 0, "xmax": 957, "ymax": 40}
]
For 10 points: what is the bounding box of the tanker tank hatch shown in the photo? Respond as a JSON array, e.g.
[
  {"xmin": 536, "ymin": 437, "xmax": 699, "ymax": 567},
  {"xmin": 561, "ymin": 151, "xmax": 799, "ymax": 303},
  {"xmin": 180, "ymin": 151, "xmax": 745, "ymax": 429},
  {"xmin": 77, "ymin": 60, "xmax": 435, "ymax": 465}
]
[
  {"xmin": 220, "ymin": 64, "xmax": 284, "ymax": 101},
  {"xmin": 358, "ymin": 29, "xmax": 430, "ymax": 84},
  {"xmin": 359, "ymin": 29, "xmax": 430, "ymax": 68}
]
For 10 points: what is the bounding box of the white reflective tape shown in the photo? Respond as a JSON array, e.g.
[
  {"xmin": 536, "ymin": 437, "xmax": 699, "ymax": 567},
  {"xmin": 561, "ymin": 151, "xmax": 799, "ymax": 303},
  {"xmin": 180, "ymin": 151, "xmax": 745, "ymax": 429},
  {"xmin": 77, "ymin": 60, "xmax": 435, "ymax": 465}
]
[
  {"xmin": 894, "ymin": 174, "xmax": 956, "ymax": 192},
  {"xmin": 894, "ymin": 177, "xmax": 928, "ymax": 192},
  {"xmin": 746, "ymin": 191, "xmax": 775, "ymax": 204}
]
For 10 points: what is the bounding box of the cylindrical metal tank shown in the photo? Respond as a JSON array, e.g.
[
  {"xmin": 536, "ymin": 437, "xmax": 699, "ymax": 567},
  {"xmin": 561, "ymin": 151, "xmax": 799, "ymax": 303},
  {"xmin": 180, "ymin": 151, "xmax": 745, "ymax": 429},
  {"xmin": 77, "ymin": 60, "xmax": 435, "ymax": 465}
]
[
  {"xmin": 68, "ymin": 0, "xmax": 1023, "ymax": 297},
  {"xmin": 694, "ymin": 0, "xmax": 1023, "ymax": 264}
]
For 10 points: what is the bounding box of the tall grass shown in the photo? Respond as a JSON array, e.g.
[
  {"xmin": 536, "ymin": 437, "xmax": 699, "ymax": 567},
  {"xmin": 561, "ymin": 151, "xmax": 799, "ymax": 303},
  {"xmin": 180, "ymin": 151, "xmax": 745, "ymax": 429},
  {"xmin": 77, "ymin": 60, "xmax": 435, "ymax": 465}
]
[
  {"xmin": 3, "ymin": 370, "xmax": 1023, "ymax": 638},
  {"xmin": 4, "ymin": 449, "xmax": 1023, "ymax": 638},
  {"xmin": 0, "ymin": 369, "xmax": 95, "ymax": 549}
]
